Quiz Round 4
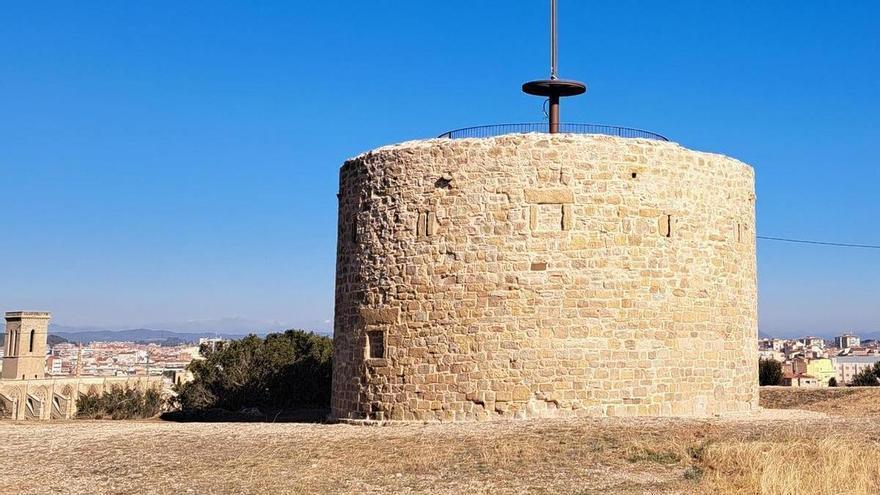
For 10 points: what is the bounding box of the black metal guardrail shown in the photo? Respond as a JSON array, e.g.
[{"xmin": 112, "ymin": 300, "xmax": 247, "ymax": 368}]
[{"xmin": 438, "ymin": 123, "xmax": 668, "ymax": 141}]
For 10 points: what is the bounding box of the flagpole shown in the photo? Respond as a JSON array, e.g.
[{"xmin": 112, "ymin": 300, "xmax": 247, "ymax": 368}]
[{"xmin": 523, "ymin": 0, "xmax": 586, "ymax": 133}]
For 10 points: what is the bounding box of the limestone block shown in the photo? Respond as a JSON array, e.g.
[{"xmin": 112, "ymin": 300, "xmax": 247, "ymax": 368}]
[{"xmin": 360, "ymin": 308, "xmax": 399, "ymax": 325}]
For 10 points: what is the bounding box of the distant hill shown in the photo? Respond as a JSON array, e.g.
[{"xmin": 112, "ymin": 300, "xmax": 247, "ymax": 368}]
[
  {"xmin": 0, "ymin": 333, "xmax": 67, "ymax": 346},
  {"xmin": 1, "ymin": 317, "xmax": 331, "ymax": 341},
  {"xmin": 138, "ymin": 317, "xmax": 295, "ymax": 334},
  {"xmin": 53, "ymin": 328, "xmax": 245, "ymax": 344},
  {"xmin": 49, "ymin": 318, "xmax": 330, "ymax": 336},
  {"xmin": 0, "ymin": 318, "xmax": 331, "ymax": 347},
  {"xmin": 759, "ymin": 330, "xmax": 880, "ymax": 342}
]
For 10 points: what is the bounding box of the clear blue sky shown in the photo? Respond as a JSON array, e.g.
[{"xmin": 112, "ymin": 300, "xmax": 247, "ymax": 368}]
[{"xmin": 1, "ymin": 1, "xmax": 877, "ymax": 337}]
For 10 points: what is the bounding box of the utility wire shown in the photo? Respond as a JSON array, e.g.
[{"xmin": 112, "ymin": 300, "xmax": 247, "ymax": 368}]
[{"xmin": 757, "ymin": 235, "xmax": 880, "ymax": 250}]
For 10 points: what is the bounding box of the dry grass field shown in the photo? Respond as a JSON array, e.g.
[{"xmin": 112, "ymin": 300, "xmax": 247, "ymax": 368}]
[
  {"xmin": 760, "ymin": 386, "xmax": 880, "ymax": 416},
  {"xmin": 1, "ymin": 388, "xmax": 879, "ymax": 495}
]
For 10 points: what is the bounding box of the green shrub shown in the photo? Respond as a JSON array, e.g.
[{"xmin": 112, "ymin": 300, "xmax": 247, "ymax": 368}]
[
  {"xmin": 759, "ymin": 358, "xmax": 783, "ymax": 386},
  {"xmin": 174, "ymin": 330, "xmax": 332, "ymax": 412},
  {"xmin": 76, "ymin": 387, "xmax": 163, "ymax": 419},
  {"xmin": 849, "ymin": 364, "xmax": 880, "ymax": 387}
]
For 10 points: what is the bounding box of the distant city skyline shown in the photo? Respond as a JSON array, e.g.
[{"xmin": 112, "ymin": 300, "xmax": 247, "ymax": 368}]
[
  {"xmin": 1, "ymin": 316, "xmax": 332, "ymax": 336},
  {"xmin": 1, "ymin": 1, "xmax": 878, "ymax": 335}
]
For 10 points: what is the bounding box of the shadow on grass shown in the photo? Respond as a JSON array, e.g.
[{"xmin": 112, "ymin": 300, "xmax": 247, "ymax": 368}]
[{"xmin": 160, "ymin": 407, "xmax": 330, "ymax": 423}]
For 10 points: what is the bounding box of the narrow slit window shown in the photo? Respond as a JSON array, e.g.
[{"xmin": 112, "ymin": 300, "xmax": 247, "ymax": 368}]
[
  {"xmin": 659, "ymin": 214, "xmax": 672, "ymax": 238},
  {"xmin": 29, "ymin": 330, "xmax": 35, "ymax": 353},
  {"xmin": 367, "ymin": 331, "xmax": 385, "ymax": 359},
  {"xmin": 416, "ymin": 211, "xmax": 435, "ymax": 237},
  {"xmin": 416, "ymin": 212, "xmax": 426, "ymax": 237}
]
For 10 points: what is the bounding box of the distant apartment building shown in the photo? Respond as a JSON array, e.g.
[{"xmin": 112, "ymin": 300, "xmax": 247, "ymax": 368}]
[
  {"xmin": 45, "ymin": 356, "xmax": 63, "ymax": 376},
  {"xmin": 805, "ymin": 358, "xmax": 836, "ymax": 386},
  {"xmin": 831, "ymin": 355, "xmax": 880, "ymax": 385},
  {"xmin": 835, "ymin": 334, "xmax": 860, "ymax": 349},
  {"xmin": 759, "ymin": 338, "xmax": 785, "ymax": 352},
  {"xmin": 780, "ymin": 372, "xmax": 819, "ymax": 388},
  {"xmin": 800, "ymin": 336, "xmax": 825, "ymax": 349},
  {"xmin": 759, "ymin": 349, "xmax": 784, "ymax": 362},
  {"xmin": 782, "ymin": 340, "xmax": 805, "ymax": 357},
  {"xmin": 788, "ymin": 357, "xmax": 807, "ymax": 375},
  {"xmin": 781, "ymin": 357, "xmax": 836, "ymax": 386},
  {"xmin": 197, "ymin": 337, "xmax": 227, "ymax": 356}
]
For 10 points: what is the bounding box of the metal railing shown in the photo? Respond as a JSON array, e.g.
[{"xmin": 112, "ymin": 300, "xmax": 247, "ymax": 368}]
[{"xmin": 438, "ymin": 123, "xmax": 668, "ymax": 141}]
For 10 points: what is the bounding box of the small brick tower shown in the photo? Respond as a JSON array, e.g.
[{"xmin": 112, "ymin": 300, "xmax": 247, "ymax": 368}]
[{"xmin": 2, "ymin": 312, "xmax": 51, "ymax": 380}]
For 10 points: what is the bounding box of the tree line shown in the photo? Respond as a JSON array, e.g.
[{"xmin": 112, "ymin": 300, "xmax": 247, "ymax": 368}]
[
  {"xmin": 71, "ymin": 329, "xmax": 332, "ymax": 420},
  {"xmin": 174, "ymin": 330, "xmax": 332, "ymax": 413}
]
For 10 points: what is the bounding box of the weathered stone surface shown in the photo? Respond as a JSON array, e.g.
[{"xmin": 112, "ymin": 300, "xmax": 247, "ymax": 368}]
[
  {"xmin": 331, "ymin": 133, "xmax": 758, "ymax": 423},
  {"xmin": 524, "ymin": 188, "xmax": 574, "ymax": 204},
  {"xmin": 360, "ymin": 308, "xmax": 400, "ymax": 325}
]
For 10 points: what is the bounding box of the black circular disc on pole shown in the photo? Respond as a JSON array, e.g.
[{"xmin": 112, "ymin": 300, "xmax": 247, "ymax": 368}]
[
  {"xmin": 522, "ymin": 1, "xmax": 587, "ymax": 133},
  {"xmin": 522, "ymin": 79, "xmax": 587, "ymax": 97}
]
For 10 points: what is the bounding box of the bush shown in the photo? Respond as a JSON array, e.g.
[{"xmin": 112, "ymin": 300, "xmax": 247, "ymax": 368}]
[
  {"xmin": 828, "ymin": 377, "xmax": 838, "ymax": 387},
  {"xmin": 759, "ymin": 358, "xmax": 783, "ymax": 386},
  {"xmin": 77, "ymin": 387, "xmax": 163, "ymax": 420},
  {"xmin": 849, "ymin": 364, "xmax": 880, "ymax": 387},
  {"xmin": 174, "ymin": 330, "xmax": 332, "ymax": 412}
]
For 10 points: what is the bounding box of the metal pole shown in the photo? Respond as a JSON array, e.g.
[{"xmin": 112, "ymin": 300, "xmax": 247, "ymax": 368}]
[
  {"xmin": 549, "ymin": 94, "xmax": 559, "ymax": 133},
  {"xmin": 549, "ymin": 0, "xmax": 559, "ymax": 132},
  {"xmin": 523, "ymin": 0, "xmax": 585, "ymax": 133},
  {"xmin": 550, "ymin": 0, "xmax": 558, "ymax": 80}
]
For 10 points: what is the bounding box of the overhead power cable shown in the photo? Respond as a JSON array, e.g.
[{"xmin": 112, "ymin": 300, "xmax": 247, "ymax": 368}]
[{"xmin": 757, "ymin": 235, "xmax": 880, "ymax": 250}]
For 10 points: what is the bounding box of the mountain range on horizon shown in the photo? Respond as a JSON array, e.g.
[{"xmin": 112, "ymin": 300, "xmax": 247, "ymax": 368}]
[
  {"xmin": 0, "ymin": 316, "xmax": 332, "ymax": 344},
  {"xmin": 758, "ymin": 329, "xmax": 880, "ymax": 341},
  {"xmin": 51, "ymin": 328, "xmax": 252, "ymax": 344}
]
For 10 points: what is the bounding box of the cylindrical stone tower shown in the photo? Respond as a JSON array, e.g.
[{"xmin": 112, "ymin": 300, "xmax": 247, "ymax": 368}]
[{"xmin": 332, "ymin": 133, "xmax": 757, "ymax": 422}]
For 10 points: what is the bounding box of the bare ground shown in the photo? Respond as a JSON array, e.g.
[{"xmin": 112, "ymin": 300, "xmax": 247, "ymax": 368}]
[{"xmin": 1, "ymin": 389, "xmax": 878, "ymax": 495}]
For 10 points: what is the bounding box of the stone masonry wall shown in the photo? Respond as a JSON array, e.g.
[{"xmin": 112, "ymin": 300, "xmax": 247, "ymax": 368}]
[
  {"xmin": 0, "ymin": 376, "xmax": 163, "ymax": 420},
  {"xmin": 332, "ymin": 133, "xmax": 757, "ymax": 422}
]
